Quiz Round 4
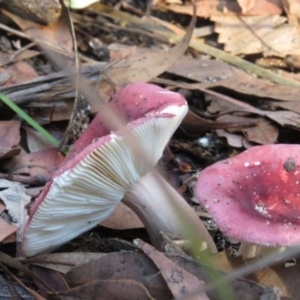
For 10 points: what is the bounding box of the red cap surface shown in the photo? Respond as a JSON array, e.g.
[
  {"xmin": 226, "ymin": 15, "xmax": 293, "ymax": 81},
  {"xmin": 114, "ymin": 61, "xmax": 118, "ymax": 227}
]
[{"xmin": 196, "ymin": 144, "xmax": 300, "ymax": 246}]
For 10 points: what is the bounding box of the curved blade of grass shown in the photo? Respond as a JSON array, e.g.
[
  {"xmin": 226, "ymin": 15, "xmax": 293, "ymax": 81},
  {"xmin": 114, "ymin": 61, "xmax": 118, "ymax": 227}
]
[{"xmin": 0, "ymin": 92, "xmax": 59, "ymax": 147}]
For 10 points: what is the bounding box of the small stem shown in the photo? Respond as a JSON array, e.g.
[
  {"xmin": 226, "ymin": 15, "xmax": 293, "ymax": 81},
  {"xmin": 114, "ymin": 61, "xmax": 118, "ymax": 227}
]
[{"xmin": 123, "ymin": 170, "xmax": 217, "ymax": 254}]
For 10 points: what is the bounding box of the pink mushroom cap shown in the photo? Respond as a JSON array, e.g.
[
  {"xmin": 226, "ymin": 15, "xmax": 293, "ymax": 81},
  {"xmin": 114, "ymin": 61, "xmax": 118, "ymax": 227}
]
[
  {"xmin": 196, "ymin": 144, "xmax": 300, "ymax": 247},
  {"xmin": 22, "ymin": 83, "xmax": 189, "ymax": 256}
]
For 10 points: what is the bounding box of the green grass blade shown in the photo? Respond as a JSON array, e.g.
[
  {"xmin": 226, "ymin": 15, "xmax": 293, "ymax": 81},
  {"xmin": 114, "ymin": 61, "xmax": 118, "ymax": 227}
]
[{"xmin": 0, "ymin": 92, "xmax": 59, "ymax": 147}]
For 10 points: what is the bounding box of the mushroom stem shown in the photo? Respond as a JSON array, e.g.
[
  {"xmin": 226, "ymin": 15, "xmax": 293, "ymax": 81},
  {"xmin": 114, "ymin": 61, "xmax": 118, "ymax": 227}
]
[
  {"xmin": 237, "ymin": 242, "xmax": 286, "ymax": 259},
  {"xmin": 122, "ymin": 170, "xmax": 217, "ymax": 254}
]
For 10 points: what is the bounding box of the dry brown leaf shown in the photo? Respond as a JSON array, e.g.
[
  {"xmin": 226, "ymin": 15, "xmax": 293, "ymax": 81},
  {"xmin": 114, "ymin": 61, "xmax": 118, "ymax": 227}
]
[
  {"xmin": 206, "ymin": 73, "xmax": 300, "ymax": 102},
  {"xmin": 241, "ymin": 118, "xmax": 278, "ymax": 144},
  {"xmin": 100, "ymin": 202, "xmax": 143, "ymax": 230},
  {"xmin": 270, "ymin": 100, "xmax": 300, "ymax": 114},
  {"xmin": 169, "ymin": 55, "xmax": 245, "ymax": 84},
  {"xmin": 24, "ymin": 126, "xmax": 59, "ymax": 152},
  {"xmin": 31, "ymin": 265, "xmax": 69, "ymax": 296},
  {"xmin": 217, "ymin": 115, "xmax": 279, "ymax": 145},
  {"xmin": 282, "ymin": 0, "xmax": 300, "ymax": 24},
  {"xmin": 237, "ymin": 0, "xmax": 282, "ymax": 14},
  {"xmin": 0, "ymin": 203, "xmax": 18, "ymax": 242},
  {"xmin": 207, "ymin": 91, "xmax": 300, "ymax": 130},
  {"xmin": 0, "ymin": 60, "xmax": 38, "ymax": 86},
  {"xmin": 26, "ymin": 252, "xmax": 106, "ymax": 274},
  {"xmin": 212, "ymin": 14, "xmax": 300, "ymax": 57},
  {"xmin": 65, "ymin": 252, "xmax": 172, "ymax": 299},
  {"xmin": 58, "ymin": 279, "xmax": 153, "ymax": 300},
  {"xmin": 134, "ymin": 239, "xmax": 210, "ymax": 300},
  {"xmin": 0, "ymin": 179, "xmax": 31, "ymax": 238},
  {"xmin": 0, "ymin": 121, "xmax": 21, "ymax": 159},
  {"xmin": 4, "ymin": 10, "xmax": 73, "ymax": 54},
  {"xmin": 166, "ymin": 56, "xmax": 300, "ymax": 102},
  {"xmin": 0, "ymin": 274, "xmax": 36, "ymax": 299},
  {"xmin": 156, "ymin": 0, "xmax": 241, "ymax": 18},
  {"xmin": 181, "ymin": 110, "xmax": 255, "ymax": 137},
  {"xmin": 0, "ymin": 49, "xmax": 40, "ymax": 68},
  {"xmin": 3, "ymin": 148, "xmax": 64, "ymax": 183},
  {"xmin": 216, "ymin": 129, "xmax": 244, "ymax": 148}
]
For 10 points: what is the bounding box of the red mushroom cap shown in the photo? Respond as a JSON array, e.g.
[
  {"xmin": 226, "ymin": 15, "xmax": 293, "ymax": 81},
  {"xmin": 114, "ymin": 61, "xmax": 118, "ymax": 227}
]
[
  {"xmin": 22, "ymin": 83, "xmax": 188, "ymax": 256},
  {"xmin": 196, "ymin": 144, "xmax": 300, "ymax": 246}
]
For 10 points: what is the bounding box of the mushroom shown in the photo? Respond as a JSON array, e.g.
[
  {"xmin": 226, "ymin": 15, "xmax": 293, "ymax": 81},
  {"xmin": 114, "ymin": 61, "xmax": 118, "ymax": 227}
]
[
  {"xmin": 195, "ymin": 144, "xmax": 300, "ymax": 258},
  {"xmin": 22, "ymin": 83, "xmax": 216, "ymax": 257}
]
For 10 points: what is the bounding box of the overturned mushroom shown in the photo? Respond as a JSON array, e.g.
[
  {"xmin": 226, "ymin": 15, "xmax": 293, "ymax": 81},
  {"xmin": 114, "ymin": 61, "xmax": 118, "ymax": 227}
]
[
  {"xmin": 195, "ymin": 144, "xmax": 300, "ymax": 258},
  {"xmin": 22, "ymin": 83, "xmax": 216, "ymax": 257}
]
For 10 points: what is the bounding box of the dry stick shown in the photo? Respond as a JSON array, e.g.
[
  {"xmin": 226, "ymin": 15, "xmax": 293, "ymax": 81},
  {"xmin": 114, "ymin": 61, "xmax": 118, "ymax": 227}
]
[
  {"xmin": 0, "ymin": 63, "xmax": 107, "ymax": 105},
  {"xmin": 0, "ymin": 252, "xmax": 63, "ymax": 300},
  {"xmin": 57, "ymin": 0, "xmax": 90, "ymax": 153},
  {"xmin": 0, "ymin": 262, "xmax": 46, "ymax": 300},
  {"xmin": 0, "ymin": 172, "xmax": 46, "ymax": 185}
]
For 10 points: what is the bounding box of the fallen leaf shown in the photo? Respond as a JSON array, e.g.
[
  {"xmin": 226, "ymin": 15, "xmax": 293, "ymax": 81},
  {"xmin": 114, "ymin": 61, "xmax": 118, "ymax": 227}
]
[
  {"xmin": 0, "ymin": 179, "xmax": 30, "ymax": 236},
  {"xmin": 57, "ymin": 279, "xmax": 153, "ymax": 300},
  {"xmin": 212, "ymin": 14, "xmax": 300, "ymax": 57},
  {"xmin": 0, "ymin": 121, "xmax": 21, "ymax": 159},
  {"xmin": 216, "ymin": 129, "xmax": 244, "ymax": 148},
  {"xmin": 0, "ymin": 60, "xmax": 38, "ymax": 86},
  {"xmin": 3, "ymin": 148, "xmax": 64, "ymax": 184},
  {"xmin": 0, "ymin": 49, "xmax": 40, "ymax": 68},
  {"xmin": 4, "ymin": 11, "xmax": 73, "ymax": 54},
  {"xmin": 206, "ymin": 91, "xmax": 300, "ymax": 130},
  {"xmin": 237, "ymin": 0, "xmax": 282, "ymax": 14},
  {"xmin": 217, "ymin": 115, "xmax": 279, "ymax": 145},
  {"xmin": 26, "ymin": 252, "xmax": 106, "ymax": 274},
  {"xmin": 24, "ymin": 126, "xmax": 59, "ymax": 152},
  {"xmin": 65, "ymin": 252, "xmax": 172, "ymax": 299},
  {"xmin": 31, "ymin": 265, "xmax": 69, "ymax": 295},
  {"xmin": 156, "ymin": 0, "xmax": 241, "ymax": 18},
  {"xmin": 167, "ymin": 56, "xmax": 300, "ymax": 102},
  {"xmin": 181, "ymin": 110, "xmax": 255, "ymax": 136},
  {"xmin": 282, "ymin": 0, "xmax": 300, "ymax": 24},
  {"xmin": 100, "ymin": 202, "xmax": 143, "ymax": 230},
  {"xmin": 0, "ymin": 274, "xmax": 34, "ymax": 299},
  {"xmin": 134, "ymin": 239, "xmax": 210, "ymax": 300},
  {"xmin": 0, "ymin": 203, "xmax": 18, "ymax": 242}
]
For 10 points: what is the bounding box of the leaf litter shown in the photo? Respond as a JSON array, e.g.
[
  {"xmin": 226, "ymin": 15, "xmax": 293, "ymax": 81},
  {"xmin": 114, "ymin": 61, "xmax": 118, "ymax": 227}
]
[{"xmin": 0, "ymin": 0, "xmax": 299, "ymax": 299}]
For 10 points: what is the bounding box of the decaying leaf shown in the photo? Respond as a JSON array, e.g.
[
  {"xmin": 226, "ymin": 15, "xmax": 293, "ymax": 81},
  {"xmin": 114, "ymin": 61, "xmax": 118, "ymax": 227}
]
[
  {"xmin": 237, "ymin": 0, "xmax": 282, "ymax": 14},
  {"xmin": 134, "ymin": 239, "xmax": 210, "ymax": 300},
  {"xmin": 100, "ymin": 203, "xmax": 143, "ymax": 230},
  {"xmin": 65, "ymin": 251, "xmax": 172, "ymax": 299},
  {"xmin": 4, "ymin": 10, "xmax": 73, "ymax": 54},
  {"xmin": 25, "ymin": 252, "xmax": 107, "ymax": 274},
  {"xmin": 57, "ymin": 279, "xmax": 153, "ymax": 300},
  {"xmin": 212, "ymin": 14, "xmax": 300, "ymax": 57},
  {"xmin": 0, "ymin": 273, "xmax": 34, "ymax": 300},
  {"xmin": 218, "ymin": 115, "xmax": 279, "ymax": 145},
  {"xmin": 0, "ymin": 203, "xmax": 18, "ymax": 242},
  {"xmin": 0, "ymin": 121, "xmax": 21, "ymax": 159},
  {"xmin": 3, "ymin": 148, "xmax": 64, "ymax": 183},
  {"xmin": 0, "ymin": 179, "xmax": 30, "ymax": 237},
  {"xmin": 156, "ymin": 0, "xmax": 241, "ymax": 18}
]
